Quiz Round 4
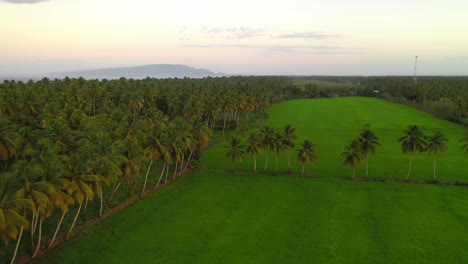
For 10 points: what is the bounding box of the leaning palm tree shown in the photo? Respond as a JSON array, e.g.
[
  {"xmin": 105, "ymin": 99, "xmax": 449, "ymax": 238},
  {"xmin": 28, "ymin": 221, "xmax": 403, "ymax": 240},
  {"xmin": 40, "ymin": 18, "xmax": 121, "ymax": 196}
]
[
  {"xmin": 341, "ymin": 139, "xmax": 364, "ymax": 178},
  {"xmin": 398, "ymin": 125, "xmax": 427, "ymax": 181},
  {"xmin": 0, "ymin": 175, "xmax": 34, "ymax": 264},
  {"xmin": 245, "ymin": 132, "xmax": 261, "ymax": 173},
  {"xmin": 225, "ymin": 136, "xmax": 245, "ymax": 169},
  {"xmin": 283, "ymin": 124, "xmax": 297, "ymax": 172},
  {"xmin": 358, "ymin": 125, "xmax": 380, "ymax": 177},
  {"xmin": 297, "ymin": 140, "xmax": 317, "ymax": 175},
  {"xmin": 260, "ymin": 126, "xmax": 275, "ymax": 171},
  {"xmin": 426, "ymin": 130, "xmax": 447, "ymax": 181}
]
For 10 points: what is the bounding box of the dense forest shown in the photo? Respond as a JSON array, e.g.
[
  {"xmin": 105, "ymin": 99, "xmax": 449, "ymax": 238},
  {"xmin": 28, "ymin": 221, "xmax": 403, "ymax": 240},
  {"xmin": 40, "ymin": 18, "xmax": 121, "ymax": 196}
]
[{"xmin": 0, "ymin": 76, "xmax": 292, "ymax": 262}]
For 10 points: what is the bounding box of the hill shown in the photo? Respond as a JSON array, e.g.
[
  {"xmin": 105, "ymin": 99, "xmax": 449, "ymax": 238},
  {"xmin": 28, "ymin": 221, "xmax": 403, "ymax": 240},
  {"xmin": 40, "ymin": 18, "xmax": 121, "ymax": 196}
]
[{"xmin": 1, "ymin": 64, "xmax": 224, "ymax": 80}]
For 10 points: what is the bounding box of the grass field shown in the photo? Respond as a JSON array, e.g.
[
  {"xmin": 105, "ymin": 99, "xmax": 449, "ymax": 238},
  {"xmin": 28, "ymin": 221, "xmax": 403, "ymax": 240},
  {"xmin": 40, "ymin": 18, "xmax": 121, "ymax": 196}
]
[
  {"xmin": 202, "ymin": 97, "xmax": 468, "ymax": 182},
  {"xmin": 34, "ymin": 97, "xmax": 468, "ymax": 263},
  {"xmin": 35, "ymin": 170, "xmax": 468, "ymax": 264}
]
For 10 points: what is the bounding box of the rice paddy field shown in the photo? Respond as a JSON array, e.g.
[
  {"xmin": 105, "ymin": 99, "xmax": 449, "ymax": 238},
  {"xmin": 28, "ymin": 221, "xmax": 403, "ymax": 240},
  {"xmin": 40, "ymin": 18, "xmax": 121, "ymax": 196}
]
[{"xmin": 35, "ymin": 97, "xmax": 468, "ymax": 264}]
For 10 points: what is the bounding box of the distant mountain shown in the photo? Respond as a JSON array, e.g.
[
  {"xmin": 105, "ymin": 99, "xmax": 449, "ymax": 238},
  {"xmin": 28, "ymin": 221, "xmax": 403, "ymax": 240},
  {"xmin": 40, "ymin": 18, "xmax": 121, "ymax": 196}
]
[{"xmin": 1, "ymin": 64, "xmax": 224, "ymax": 81}]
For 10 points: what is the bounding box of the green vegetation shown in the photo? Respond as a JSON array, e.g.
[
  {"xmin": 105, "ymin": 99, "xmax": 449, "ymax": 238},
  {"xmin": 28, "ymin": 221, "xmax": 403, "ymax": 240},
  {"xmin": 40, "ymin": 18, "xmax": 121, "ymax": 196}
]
[
  {"xmin": 203, "ymin": 97, "xmax": 467, "ymax": 182},
  {"xmin": 34, "ymin": 170, "xmax": 468, "ymax": 264},
  {"xmin": 0, "ymin": 76, "xmax": 292, "ymax": 262},
  {"xmin": 2, "ymin": 75, "xmax": 468, "ymax": 263}
]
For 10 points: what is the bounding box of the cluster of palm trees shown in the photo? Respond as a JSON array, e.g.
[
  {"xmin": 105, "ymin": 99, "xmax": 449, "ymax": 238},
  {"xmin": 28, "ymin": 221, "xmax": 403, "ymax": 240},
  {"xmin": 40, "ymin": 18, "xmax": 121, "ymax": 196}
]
[
  {"xmin": 342, "ymin": 124, "xmax": 468, "ymax": 181},
  {"xmin": 341, "ymin": 125, "xmax": 380, "ymax": 178},
  {"xmin": 0, "ymin": 76, "xmax": 291, "ymax": 263},
  {"xmin": 226, "ymin": 124, "xmax": 317, "ymax": 174}
]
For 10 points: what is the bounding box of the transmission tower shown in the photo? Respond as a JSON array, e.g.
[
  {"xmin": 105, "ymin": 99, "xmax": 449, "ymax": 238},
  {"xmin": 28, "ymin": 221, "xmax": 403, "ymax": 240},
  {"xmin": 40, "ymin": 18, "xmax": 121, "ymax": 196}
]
[{"xmin": 413, "ymin": 56, "xmax": 418, "ymax": 83}]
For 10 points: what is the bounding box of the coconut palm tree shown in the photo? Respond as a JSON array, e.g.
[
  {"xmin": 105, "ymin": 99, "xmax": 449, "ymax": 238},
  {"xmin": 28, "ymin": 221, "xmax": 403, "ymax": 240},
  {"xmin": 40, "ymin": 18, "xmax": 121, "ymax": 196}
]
[
  {"xmin": 341, "ymin": 139, "xmax": 364, "ymax": 178},
  {"xmin": 297, "ymin": 140, "xmax": 317, "ymax": 175},
  {"xmin": 358, "ymin": 125, "xmax": 380, "ymax": 177},
  {"xmin": 398, "ymin": 125, "xmax": 427, "ymax": 181},
  {"xmin": 0, "ymin": 117, "xmax": 17, "ymax": 163},
  {"xmin": 426, "ymin": 130, "xmax": 447, "ymax": 181},
  {"xmin": 260, "ymin": 126, "xmax": 275, "ymax": 171},
  {"xmin": 141, "ymin": 127, "xmax": 165, "ymax": 196},
  {"xmin": 0, "ymin": 173, "xmax": 35, "ymax": 264},
  {"xmin": 225, "ymin": 136, "xmax": 245, "ymax": 169},
  {"xmin": 282, "ymin": 124, "xmax": 297, "ymax": 172},
  {"xmin": 245, "ymin": 132, "xmax": 261, "ymax": 173}
]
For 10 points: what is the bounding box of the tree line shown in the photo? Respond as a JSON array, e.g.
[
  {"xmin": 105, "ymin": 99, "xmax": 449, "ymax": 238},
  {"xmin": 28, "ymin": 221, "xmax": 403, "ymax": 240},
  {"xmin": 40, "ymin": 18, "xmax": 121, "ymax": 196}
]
[
  {"xmin": 225, "ymin": 124, "xmax": 317, "ymax": 175},
  {"xmin": 0, "ymin": 76, "xmax": 292, "ymax": 263},
  {"xmin": 341, "ymin": 125, "xmax": 468, "ymax": 181}
]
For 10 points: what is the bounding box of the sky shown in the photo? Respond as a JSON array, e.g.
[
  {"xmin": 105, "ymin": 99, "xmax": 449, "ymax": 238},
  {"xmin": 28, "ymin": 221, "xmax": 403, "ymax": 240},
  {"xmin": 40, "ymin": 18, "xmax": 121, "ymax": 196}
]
[{"xmin": 0, "ymin": 0, "xmax": 467, "ymax": 76}]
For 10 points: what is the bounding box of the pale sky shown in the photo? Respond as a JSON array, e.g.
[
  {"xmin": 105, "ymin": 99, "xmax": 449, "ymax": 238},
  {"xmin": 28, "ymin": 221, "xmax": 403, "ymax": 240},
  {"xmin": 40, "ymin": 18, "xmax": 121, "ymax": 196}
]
[{"xmin": 1, "ymin": 0, "xmax": 468, "ymax": 75}]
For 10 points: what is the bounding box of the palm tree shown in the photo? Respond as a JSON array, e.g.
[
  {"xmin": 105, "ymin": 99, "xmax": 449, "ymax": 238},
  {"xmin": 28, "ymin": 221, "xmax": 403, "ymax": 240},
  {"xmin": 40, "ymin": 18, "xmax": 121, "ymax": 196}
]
[
  {"xmin": 426, "ymin": 130, "xmax": 447, "ymax": 181},
  {"xmin": 282, "ymin": 124, "xmax": 297, "ymax": 172},
  {"xmin": 273, "ymin": 133, "xmax": 286, "ymax": 171},
  {"xmin": 0, "ymin": 175, "xmax": 34, "ymax": 264},
  {"xmin": 225, "ymin": 136, "xmax": 245, "ymax": 169},
  {"xmin": 245, "ymin": 132, "xmax": 261, "ymax": 173},
  {"xmin": 0, "ymin": 117, "xmax": 17, "ymax": 163},
  {"xmin": 399, "ymin": 125, "xmax": 427, "ymax": 180},
  {"xmin": 341, "ymin": 139, "xmax": 363, "ymax": 178},
  {"xmin": 297, "ymin": 140, "xmax": 317, "ymax": 175},
  {"xmin": 260, "ymin": 126, "xmax": 275, "ymax": 171},
  {"xmin": 358, "ymin": 125, "xmax": 380, "ymax": 177},
  {"xmin": 141, "ymin": 127, "xmax": 165, "ymax": 196}
]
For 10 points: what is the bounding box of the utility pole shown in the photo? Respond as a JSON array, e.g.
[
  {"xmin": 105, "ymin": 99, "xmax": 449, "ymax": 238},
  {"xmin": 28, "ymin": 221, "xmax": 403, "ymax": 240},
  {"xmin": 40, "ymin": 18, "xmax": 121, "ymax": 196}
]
[{"xmin": 413, "ymin": 56, "xmax": 418, "ymax": 83}]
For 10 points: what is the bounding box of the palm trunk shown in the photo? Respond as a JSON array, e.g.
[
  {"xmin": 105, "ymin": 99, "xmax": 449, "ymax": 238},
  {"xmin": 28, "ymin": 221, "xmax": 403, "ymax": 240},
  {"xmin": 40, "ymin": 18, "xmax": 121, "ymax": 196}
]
[
  {"xmin": 84, "ymin": 195, "xmax": 89, "ymax": 211},
  {"xmin": 365, "ymin": 153, "xmax": 369, "ymax": 177},
  {"xmin": 352, "ymin": 167, "xmax": 356, "ymax": 179},
  {"xmin": 106, "ymin": 181, "xmax": 121, "ymax": 209},
  {"xmin": 141, "ymin": 160, "xmax": 153, "ymax": 196},
  {"xmin": 184, "ymin": 147, "xmax": 195, "ymax": 171},
  {"xmin": 406, "ymin": 154, "xmax": 413, "ymax": 181},
  {"xmin": 153, "ymin": 162, "xmax": 166, "ymax": 191},
  {"xmin": 179, "ymin": 155, "xmax": 185, "ymax": 175},
  {"xmin": 275, "ymin": 151, "xmax": 279, "ymax": 171},
  {"xmin": 164, "ymin": 163, "xmax": 170, "ymax": 182},
  {"xmin": 253, "ymin": 155, "xmax": 257, "ymax": 173},
  {"xmin": 11, "ymin": 226, "xmax": 24, "ymax": 264},
  {"xmin": 172, "ymin": 161, "xmax": 178, "ymax": 179},
  {"xmin": 433, "ymin": 155, "xmax": 437, "ymax": 181},
  {"xmin": 49, "ymin": 210, "xmax": 66, "ymax": 248},
  {"xmin": 32, "ymin": 218, "xmax": 43, "ymax": 257},
  {"xmin": 232, "ymin": 160, "xmax": 235, "ymax": 170},
  {"xmin": 66, "ymin": 201, "xmax": 83, "ymax": 239},
  {"xmin": 263, "ymin": 151, "xmax": 269, "ymax": 171},
  {"xmin": 302, "ymin": 164, "xmax": 305, "ymax": 175},
  {"xmin": 287, "ymin": 150, "xmax": 291, "ymax": 172}
]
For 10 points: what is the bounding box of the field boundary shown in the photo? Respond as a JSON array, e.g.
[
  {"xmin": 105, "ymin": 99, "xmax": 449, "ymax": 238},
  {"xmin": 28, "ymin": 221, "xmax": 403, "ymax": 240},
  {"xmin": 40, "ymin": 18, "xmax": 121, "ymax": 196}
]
[
  {"xmin": 205, "ymin": 168, "xmax": 468, "ymax": 188},
  {"xmin": 17, "ymin": 167, "xmax": 194, "ymax": 264}
]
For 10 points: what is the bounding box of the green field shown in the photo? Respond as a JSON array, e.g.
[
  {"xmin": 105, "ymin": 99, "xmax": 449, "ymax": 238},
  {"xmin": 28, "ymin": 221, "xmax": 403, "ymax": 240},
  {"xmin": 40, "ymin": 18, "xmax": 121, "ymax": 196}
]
[
  {"xmin": 35, "ymin": 98, "xmax": 468, "ymax": 263},
  {"xmin": 203, "ymin": 97, "xmax": 468, "ymax": 182}
]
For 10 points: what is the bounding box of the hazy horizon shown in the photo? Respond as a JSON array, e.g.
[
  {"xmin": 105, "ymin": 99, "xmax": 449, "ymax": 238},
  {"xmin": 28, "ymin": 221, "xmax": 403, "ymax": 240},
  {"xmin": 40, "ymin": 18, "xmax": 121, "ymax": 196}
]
[{"xmin": 1, "ymin": 0, "xmax": 468, "ymax": 76}]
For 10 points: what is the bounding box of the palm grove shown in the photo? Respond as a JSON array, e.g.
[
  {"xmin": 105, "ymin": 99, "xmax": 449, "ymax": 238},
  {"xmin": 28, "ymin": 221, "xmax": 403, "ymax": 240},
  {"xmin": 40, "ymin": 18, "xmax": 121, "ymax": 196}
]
[{"xmin": 0, "ymin": 76, "xmax": 291, "ymax": 263}]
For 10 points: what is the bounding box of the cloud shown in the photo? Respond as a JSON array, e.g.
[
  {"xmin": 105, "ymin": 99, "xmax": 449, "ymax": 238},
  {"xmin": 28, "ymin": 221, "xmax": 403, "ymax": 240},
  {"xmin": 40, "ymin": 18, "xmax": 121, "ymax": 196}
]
[
  {"xmin": 274, "ymin": 32, "xmax": 343, "ymax": 39},
  {"xmin": 183, "ymin": 44, "xmax": 362, "ymax": 54},
  {"xmin": 1, "ymin": 0, "xmax": 48, "ymax": 3},
  {"xmin": 201, "ymin": 26, "xmax": 266, "ymax": 39}
]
